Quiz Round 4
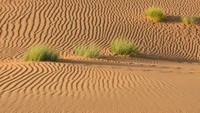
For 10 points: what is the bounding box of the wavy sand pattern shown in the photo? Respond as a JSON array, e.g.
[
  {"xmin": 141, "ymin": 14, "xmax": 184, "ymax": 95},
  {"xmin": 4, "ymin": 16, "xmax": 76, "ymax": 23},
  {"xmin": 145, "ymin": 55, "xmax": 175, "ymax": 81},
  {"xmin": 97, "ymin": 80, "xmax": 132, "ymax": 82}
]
[
  {"xmin": 0, "ymin": 0, "xmax": 200, "ymax": 61},
  {"xmin": 0, "ymin": 0, "xmax": 200, "ymax": 112},
  {"xmin": 0, "ymin": 61, "xmax": 200, "ymax": 112}
]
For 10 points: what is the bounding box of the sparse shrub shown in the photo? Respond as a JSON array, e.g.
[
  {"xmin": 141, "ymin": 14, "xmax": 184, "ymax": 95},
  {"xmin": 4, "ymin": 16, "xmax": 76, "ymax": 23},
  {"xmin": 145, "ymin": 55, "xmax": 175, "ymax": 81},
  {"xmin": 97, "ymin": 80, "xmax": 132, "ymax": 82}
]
[
  {"xmin": 181, "ymin": 17, "xmax": 198, "ymax": 24},
  {"xmin": 145, "ymin": 7, "xmax": 166, "ymax": 22},
  {"xmin": 24, "ymin": 45, "xmax": 59, "ymax": 61},
  {"xmin": 74, "ymin": 45, "xmax": 86, "ymax": 57},
  {"xmin": 110, "ymin": 38, "xmax": 138, "ymax": 56},
  {"xmin": 74, "ymin": 44, "xmax": 100, "ymax": 58}
]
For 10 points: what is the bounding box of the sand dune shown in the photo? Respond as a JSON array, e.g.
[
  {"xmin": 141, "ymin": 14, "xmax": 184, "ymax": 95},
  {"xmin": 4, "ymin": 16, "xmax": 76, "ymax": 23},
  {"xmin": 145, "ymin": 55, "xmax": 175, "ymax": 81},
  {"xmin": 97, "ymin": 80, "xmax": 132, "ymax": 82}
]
[
  {"xmin": 0, "ymin": 0, "xmax": 200, "ymax": 112},
  {"xmin": 0, "ymin": 0, "xmax": 200, "ymax": 61},
  {"xmin": 0, "ymin": 61, "xmax": 200, "ymax": 112}
]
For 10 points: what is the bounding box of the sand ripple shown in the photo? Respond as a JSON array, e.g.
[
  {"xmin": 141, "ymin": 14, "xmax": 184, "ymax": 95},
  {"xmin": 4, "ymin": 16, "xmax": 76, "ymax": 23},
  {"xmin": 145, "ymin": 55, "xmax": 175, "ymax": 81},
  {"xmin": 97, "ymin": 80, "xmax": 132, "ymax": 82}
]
[{"xmin": 0, "ymin": 0, "xmax": 199, "ymax": 61}]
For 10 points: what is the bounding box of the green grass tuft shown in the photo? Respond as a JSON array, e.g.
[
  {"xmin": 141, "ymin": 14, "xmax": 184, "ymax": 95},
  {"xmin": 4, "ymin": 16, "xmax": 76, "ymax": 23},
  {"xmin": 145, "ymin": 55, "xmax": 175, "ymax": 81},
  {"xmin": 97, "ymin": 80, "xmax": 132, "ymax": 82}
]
[
  {"xmin": 24, "ymin": 45, "xmax": 59, "ymax": 61},
  {"xmin": 145, "ymin": 7, "xmax": 166, "ymax": 22},
  {"xmin": 74, "ymin": 45, "xmax": 86, "ymax": 57},
  {"xmin": 110, "ymin": 38, "xmax": 138, "ymax": 56},
  {"xmin": 181, "ymin": 17, "xmax": 198, "ymax": 24},
  {"xmin": 74, "ymin": 44, "xmax": 100, "ymax": 58}
]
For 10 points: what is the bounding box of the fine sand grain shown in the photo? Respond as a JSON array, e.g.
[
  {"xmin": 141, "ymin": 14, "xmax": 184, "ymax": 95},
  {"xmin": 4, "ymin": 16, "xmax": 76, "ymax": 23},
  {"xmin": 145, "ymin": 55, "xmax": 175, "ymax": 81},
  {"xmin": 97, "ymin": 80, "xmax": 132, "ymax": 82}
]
[{"xmin": 0, "ymin": 0, "xmax": 200, "ymax": 112}]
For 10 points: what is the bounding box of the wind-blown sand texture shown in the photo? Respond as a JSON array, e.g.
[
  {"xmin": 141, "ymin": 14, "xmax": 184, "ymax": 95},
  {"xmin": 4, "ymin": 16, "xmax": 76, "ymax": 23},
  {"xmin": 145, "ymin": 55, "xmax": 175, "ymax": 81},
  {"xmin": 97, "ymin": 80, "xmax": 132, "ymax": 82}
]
[{"xmin": 0, "ymin": 0, "xmax": 200, "ymax": 112}]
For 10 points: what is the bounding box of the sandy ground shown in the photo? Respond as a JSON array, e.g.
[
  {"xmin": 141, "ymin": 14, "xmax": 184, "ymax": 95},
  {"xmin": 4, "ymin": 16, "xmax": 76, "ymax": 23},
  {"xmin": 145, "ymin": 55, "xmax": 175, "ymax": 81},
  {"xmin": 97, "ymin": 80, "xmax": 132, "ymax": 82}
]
[
  {"xmin": 0, "ymin": 0, "xmax": 200, "ymax": 112},
  {"xmin": 1, "ymin": 60, "xmax": 200, "ymax": 112}
]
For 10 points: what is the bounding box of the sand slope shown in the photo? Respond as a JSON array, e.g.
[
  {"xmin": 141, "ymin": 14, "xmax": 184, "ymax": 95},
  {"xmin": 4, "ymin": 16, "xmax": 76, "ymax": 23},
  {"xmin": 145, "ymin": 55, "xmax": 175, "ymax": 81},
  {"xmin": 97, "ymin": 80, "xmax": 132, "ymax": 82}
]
[
  {"xmin": 0, "ymin": 0, "xmax": 200, "ymax": 112},
  {"xmin": 1, "ymin": 61, "xmax": 200, "ymax": 112},
  {"xmin": 0, "ymin": 0, "xmax": 200, "ymax": 61}
]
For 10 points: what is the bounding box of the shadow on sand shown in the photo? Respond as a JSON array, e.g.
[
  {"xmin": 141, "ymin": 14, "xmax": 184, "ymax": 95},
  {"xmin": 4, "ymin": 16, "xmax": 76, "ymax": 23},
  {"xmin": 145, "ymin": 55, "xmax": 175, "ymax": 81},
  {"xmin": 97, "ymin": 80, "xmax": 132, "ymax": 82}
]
[{"xmin": 165, "ymin": 15, "xmax": 200, "ymax": 24}]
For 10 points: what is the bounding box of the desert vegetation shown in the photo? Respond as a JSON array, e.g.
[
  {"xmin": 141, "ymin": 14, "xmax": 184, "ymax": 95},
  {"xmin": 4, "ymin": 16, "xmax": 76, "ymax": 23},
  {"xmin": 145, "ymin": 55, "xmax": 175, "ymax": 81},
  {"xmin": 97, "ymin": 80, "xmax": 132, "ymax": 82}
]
[
  {"xmin": 74, "ymin": 44, "xmax": 100, "ymax": 58},
  {"xmin": 24, "ymin": 45, "xmax": 59, "ymax": 61},
  {"xmin": 181, "ymin": 17, "xmax": 198, "ymax": 24},
  {"xmin": 145, "ymin": 7, "xmax": 166, "ymax": 22},
  {"xmin": 110, "ymin": 38, "xmax": 138, "ymax": 56}
]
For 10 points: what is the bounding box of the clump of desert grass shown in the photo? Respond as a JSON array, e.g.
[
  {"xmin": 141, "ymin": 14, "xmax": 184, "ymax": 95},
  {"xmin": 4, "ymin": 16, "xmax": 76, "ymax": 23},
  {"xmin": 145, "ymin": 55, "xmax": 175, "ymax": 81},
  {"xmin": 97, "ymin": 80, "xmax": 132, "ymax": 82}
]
[
  {"xmin": 110, "ymin": 38, "xmax": 138, "ymax": 56},
  {"xmin": 74, "ymin": 44, "xmax": 100, "ymax": 58},
  {"xmin": 181, "ymin": 16, "xmax": 198, "ymax": 24},
  {"xmin": 24, "ymin": 45, "xmax": 59, "ymax": 61},
  {"xmin": 145, "ymin": 7, "xmax": 166, "ymax": 22}
]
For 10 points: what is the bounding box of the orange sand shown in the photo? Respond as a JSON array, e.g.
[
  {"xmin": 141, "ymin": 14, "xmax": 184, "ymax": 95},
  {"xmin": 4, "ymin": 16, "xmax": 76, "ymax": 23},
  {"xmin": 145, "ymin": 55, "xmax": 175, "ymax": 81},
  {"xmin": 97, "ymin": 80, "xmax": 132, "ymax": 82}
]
[{"xmin": 0, "ymin": 0, "xmax": 200, "ymax": 112}]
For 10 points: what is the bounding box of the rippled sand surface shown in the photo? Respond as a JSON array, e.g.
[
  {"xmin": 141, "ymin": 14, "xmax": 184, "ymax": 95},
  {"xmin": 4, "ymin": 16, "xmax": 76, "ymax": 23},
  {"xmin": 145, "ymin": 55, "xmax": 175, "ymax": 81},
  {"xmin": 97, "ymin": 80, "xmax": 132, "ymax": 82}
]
[{"xmin": 0, "ymin": 0, "xmax": 200, "ymax": 112}]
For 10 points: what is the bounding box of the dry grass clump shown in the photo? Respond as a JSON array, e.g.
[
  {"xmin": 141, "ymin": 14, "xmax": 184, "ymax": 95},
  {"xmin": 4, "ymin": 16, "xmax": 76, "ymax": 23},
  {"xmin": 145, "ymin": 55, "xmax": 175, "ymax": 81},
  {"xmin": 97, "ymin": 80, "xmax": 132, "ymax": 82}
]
[
  {"xmin": 145, "ymin": 7, "xmax": 166, "ymax": 22},
  {"xmin": 24, "ymin": 45, "xmax": 59, "ymax": 61},
  {"xmin": 181, "ymin": 17, "xmax": 198, "ymax": 24},
  {"xmin": 74, "ymin": 44, "xmax": 100, "ymax": 58},
  {"xmin": 110, "ymin": 38, "xmax": 138, "ymax": 56}
]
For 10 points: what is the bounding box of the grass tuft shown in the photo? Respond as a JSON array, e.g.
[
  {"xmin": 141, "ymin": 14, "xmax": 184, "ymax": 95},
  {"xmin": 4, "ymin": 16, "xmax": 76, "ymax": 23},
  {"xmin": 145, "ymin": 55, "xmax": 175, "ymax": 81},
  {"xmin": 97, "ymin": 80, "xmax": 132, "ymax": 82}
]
[
  {"xmin": 181, "ymin": 17, "xmax": 198, "ymax": 24},
  {"xmin": 145, "ymin": 7, "xmax": 166, "ymax": 22},
  {"xmin": 74, "ymin": 44, "xmax": 100, "ymax": 58},
  {"xmin": 24, "ymin": 45, "xmax": 59, "ymax": 61},
  {"xmin": 110, "ymin": 38, "xmax": 138, "ymax": 56}
]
